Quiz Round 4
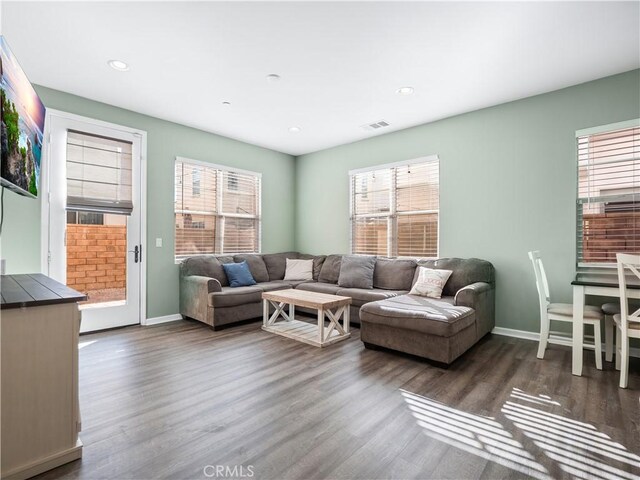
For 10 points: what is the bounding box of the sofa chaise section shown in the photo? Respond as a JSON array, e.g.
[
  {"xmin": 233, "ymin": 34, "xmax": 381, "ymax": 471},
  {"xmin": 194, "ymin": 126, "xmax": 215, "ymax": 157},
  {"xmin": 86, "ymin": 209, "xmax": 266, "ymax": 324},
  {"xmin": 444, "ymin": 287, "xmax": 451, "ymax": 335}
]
[{"xmin": 360, "ymin": 258, "xmax": 495, "ymax": 364}]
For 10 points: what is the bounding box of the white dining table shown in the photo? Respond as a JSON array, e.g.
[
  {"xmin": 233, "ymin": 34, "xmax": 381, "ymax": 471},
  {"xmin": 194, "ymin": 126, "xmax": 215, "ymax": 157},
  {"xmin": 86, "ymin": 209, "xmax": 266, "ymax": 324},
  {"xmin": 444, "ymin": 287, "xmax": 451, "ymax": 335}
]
[{"xmin": 571, "ymin": 275, "xmax": 640, "ymax": 376}]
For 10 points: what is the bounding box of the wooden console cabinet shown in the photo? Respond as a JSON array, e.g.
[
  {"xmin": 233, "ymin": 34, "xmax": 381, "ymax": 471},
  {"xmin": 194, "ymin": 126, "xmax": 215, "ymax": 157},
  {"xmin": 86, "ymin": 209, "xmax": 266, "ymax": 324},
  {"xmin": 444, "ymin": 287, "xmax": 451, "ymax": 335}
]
[{"xmin": 1, "ymin": 274, "xmax": 86, "ymax": 480}]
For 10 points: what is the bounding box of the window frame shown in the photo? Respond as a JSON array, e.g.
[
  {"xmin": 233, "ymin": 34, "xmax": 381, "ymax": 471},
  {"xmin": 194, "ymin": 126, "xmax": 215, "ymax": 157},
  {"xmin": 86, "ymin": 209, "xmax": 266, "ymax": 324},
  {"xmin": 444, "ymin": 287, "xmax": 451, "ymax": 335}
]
[
  {"xmin": 575, "ymin": 118, "xmax": 640, "ymax": 269},
  {"xmin": 348, "ymin": 155, "xmax": 440, "ymax": 258},
  {"xmin": 174, "ymin": 157, "xmax": 262, "ymax": 262}
]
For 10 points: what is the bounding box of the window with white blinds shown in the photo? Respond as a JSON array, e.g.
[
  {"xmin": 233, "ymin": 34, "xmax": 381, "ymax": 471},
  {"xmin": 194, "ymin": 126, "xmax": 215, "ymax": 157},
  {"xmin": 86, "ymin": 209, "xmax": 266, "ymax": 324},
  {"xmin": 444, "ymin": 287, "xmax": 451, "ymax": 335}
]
[
  {"xmin": 66, "ymin": 130, "xmax": 133, "ymax": 215},
  {"xmin": 175, "ymin": 159, "xmax": 261, "ymax": 258},
  {"xmin": 350, "ymin": 157, "xmax": 439, "ymax": 257},
  {"xmin": 577, "ymin": 121, "xmax": 640, "ymax": 265}
]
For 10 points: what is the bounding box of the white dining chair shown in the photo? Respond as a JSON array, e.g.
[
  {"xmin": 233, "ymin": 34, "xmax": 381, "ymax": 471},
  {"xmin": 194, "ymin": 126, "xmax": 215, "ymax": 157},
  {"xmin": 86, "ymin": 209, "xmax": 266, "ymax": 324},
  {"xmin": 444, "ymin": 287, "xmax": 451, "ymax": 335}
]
[
  {"xmin": 528, "ymin": 251, "xmax": 603, "ymax": 369},
  {"xmin": 614, "ymin": 253, "xmax": 640, "ymax": 388}
]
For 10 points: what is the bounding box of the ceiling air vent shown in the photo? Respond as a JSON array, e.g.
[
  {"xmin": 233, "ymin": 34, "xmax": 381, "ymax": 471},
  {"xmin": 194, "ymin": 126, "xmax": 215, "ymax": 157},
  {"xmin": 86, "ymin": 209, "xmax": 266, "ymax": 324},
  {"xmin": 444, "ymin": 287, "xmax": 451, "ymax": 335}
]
[{"xmin": 361, "ymin": 120, "xmax": 390, "ymax": 132}]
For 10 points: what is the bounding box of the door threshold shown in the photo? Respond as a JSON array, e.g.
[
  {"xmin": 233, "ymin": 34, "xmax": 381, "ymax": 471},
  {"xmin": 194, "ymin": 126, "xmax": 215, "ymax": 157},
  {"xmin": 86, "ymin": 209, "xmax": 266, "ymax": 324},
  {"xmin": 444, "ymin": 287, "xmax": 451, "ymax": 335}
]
[{"xmin": 80, "ymin": 300, "xmax": 127, "ymax": 310}]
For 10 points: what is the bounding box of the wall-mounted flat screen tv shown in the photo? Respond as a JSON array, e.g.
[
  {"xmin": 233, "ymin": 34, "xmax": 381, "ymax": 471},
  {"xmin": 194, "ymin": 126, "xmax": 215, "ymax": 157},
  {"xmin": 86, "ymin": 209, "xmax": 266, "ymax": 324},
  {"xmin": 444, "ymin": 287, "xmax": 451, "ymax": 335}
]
[{"xmin": 0, "ymin": 35, "xmax": 46, "ymax": 198}]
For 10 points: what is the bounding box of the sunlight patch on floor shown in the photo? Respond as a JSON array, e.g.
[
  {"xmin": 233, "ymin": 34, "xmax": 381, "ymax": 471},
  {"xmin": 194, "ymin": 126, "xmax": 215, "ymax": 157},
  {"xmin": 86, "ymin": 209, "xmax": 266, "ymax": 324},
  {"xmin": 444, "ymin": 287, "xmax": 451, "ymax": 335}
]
[
  {"xmin": 78, "ymin": 340, "xmax": 97, "ymax": 349},
  {"xmin": 401, "ymin": 387, "xmax": 640, "ymax": 480},
  {"xmin": 501, "ymin": 390, "xmax": 640, "ymax": 480},
  {"xmin": 400, "ymin": 389, "xmax": 553, "ymax": 480}
]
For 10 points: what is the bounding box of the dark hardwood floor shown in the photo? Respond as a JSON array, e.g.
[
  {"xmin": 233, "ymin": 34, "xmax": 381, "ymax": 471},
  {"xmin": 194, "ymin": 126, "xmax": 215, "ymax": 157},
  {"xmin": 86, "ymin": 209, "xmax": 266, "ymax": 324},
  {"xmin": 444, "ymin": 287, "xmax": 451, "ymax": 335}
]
[{"xmin": 35, "ymin": 319, "xmax": 640, "ymax": 480}]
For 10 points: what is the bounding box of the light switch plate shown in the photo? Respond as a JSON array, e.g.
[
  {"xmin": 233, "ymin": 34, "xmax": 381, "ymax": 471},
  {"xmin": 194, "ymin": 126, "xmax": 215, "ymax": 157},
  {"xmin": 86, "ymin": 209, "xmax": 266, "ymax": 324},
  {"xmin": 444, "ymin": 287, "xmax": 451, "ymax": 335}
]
[{"xmin": 155, "ymin": 238, "xmax": 163, "ymax": 247}]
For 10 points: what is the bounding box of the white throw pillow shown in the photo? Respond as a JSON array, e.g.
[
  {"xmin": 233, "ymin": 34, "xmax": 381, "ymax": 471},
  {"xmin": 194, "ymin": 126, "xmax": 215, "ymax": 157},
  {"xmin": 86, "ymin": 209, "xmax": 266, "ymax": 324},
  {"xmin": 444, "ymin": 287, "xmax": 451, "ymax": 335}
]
[
  {"xmin": 409, "ymin": 267, "xmax": 453, "ymax": 299},
  {"xmin": 283, "ymin": 259, "xmax": 314, "ymax": 281}
]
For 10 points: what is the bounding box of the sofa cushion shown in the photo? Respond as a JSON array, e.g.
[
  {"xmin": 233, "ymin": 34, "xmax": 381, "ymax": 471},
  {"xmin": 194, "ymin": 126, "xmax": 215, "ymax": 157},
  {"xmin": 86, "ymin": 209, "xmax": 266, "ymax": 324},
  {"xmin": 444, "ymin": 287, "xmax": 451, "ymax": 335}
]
[
  {"xmin": 234, "ymin": 254, "xmax": 270, "ymax": 283},
  {"xmin": 413, "ymin": 258, "xmax": 494, "ymax": 297},
  {"xmin": 336, "ymin": 288, "xmax": 409, "ymax": 308},
  {"xmin": 255, "ymin": 281, "xmax": 292, "ymax": 292},
  {"xmin": 222, "ymin": 261, "xmax": 257, "ymax": 287},
  {"xmin": 286, "ymin": 280, "xmax": 315, "ymax": 288},
  {"xmin": 284, "ymin": 259, "xmax": 314, "ymax": 281},
  {"xmin": 209, "ymin": 286, "xmax": 263, "ymax": 308},
  {"xmin": 435, "ymin": 295, "xmax": 456, "ymax": 306},
  {"xmin": 410, "ymin": 267, "xmax": 453, "ymax": 299},
  {"xmin": 298, "ymin": 254, "xmax": 327, "ymax": 280},
  {"xmin": 262, "ymin": 252, "xmax": 300, "ymax": 281},
  {"xmin": 214, "ymin": 256, "xmax": 235, "ymax": 287},
  {"xmin": 318, "ymin": 255, "xmax": 343, "ymax": 284},
  {"xmin": 360, "ymin": 294, "xmax": 475, "ymax": 337},
  {"xmin": 338, "ymin": 255, "xmax": 376, "ymax": 289},
  {"xmin": 296, "ymin": 282, "xmax": 342, "ymax": 295},
  {"xmin": 180, "ymin": 255, "xmax": 233, "ymax": 287},
  {"xmin": 374, "ymin": 258, "xmax": 417, "ymax": 291}
]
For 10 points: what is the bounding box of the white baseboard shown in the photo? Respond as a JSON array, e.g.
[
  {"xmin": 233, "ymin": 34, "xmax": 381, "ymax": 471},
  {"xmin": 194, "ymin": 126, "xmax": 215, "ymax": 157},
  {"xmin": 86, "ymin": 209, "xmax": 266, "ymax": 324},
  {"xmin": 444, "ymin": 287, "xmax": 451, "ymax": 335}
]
[
  {"xmin": 492, "ymin": 326, "xmax": 640, "ymax": 358},
  {"xmin": 492, "ymin": 327, "xmax": 540, "ymax": 342},
  {"xmin": 144, "ymin": 314, "xmax": 184, "ymax": 326}
]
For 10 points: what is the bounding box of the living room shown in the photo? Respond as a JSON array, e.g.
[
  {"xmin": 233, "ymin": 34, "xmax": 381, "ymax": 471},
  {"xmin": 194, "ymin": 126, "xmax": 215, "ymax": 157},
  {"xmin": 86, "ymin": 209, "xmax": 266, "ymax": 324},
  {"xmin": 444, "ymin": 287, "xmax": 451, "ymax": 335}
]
[{"xmin": 0, "ymin": 1, "xmax": 639, "ymax": 480}]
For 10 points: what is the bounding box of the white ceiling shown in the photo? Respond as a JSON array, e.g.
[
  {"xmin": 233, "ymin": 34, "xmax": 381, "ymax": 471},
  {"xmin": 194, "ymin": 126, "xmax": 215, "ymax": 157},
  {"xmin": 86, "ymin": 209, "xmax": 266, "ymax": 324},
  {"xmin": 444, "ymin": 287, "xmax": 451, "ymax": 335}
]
[{"xmin": 2, "ymin": 1, "xmax": 639, "ymax": 156}]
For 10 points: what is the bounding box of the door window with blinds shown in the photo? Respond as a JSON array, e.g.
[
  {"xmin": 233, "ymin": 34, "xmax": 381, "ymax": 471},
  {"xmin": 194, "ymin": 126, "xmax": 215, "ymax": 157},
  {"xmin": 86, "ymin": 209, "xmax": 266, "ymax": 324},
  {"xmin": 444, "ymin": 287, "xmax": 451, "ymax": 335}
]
[
  {"xmin": 66, "ymin": 130, "xmax": 133, "ymax": 214},
  {"xmin": 174, "ymin": 158, "xmax": 261, "ymax": 258},
  {"xmin": 350, "ymin": 157, "xmax": 439, "ymax": 257},
  {"xmin": 577, "ymin": 121, "xmax": 640, "ymax": 266}
]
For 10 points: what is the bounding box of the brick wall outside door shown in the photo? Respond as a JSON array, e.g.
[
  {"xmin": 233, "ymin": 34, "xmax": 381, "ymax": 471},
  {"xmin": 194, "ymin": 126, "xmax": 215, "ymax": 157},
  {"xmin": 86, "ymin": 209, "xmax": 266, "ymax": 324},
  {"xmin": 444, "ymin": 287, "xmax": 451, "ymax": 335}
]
[{"xmin": 66, "ymin": 224, "xmax": 126, "ymax": 301}]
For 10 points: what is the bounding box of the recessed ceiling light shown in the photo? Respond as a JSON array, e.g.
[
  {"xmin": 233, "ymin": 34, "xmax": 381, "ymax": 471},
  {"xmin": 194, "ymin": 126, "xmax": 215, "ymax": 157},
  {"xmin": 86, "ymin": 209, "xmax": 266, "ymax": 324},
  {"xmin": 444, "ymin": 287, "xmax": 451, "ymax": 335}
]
[
  {"xmin": 288, "ymin": 126, "xmax": 301, "ymax": 133},
  {"xmin": 396, "ymin": 86, "xmax": 414, "ymax": 95},
  {"xmin": 108, "ymin": 60, "xmax": 129, "ymax": 71},
  {"xmin": 266, "ymin": 74, "xmax": 281, "ymax": 82},
  {"xmin": 222, "ymin": 101, "xmax": 231, "ymax": 106}
]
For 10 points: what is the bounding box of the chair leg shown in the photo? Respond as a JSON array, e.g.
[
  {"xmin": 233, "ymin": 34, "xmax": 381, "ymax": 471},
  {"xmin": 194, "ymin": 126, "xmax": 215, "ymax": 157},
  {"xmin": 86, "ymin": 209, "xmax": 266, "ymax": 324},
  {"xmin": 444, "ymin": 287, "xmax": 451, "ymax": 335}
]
[
  {"xmin": 605, "ymin": 315, "xmax": 614, "ymax": 362},
  {"xmin": 593, "ymin": 323, "xmax": 602, "ymax": 370},
  {"xmin": 619, "ymin": 335, "xmax": 629, "ymax": 389},
  {"xmin": 537, "ymin": 313, "xmax": 550, "ymax": 359},
  {"xmin": 615, "ymin": 326, "xmax": 622, "ymax": 371}
]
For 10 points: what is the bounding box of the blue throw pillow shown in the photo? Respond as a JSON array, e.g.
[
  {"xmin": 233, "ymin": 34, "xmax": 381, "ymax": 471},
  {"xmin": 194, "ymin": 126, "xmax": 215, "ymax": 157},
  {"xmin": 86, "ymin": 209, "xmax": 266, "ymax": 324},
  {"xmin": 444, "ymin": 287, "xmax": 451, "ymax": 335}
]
[{"xmin": 222, "ymin": 261, "xmax": 257, "ymax": 287}]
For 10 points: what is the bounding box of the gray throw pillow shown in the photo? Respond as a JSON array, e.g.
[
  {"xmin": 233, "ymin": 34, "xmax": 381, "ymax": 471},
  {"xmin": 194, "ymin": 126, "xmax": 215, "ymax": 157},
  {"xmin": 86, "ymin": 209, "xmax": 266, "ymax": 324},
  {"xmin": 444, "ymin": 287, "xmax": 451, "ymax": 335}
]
[
  {"xmin": 263, "ymin": 252, "xmax": 300, "ymax": 281},
  {"xmin": 337, "ymin": 255, "xmax": 376, "ymax": 289},
  {"xmin": 318, "ymin": 254, "xmax": 343, "ymax": 284},
  {"xmin": 233, "ymin": 254, "xmax": 269, "ymax": 283},
  {"xmin": 373, "ymin": 257, "xmax": 417, "ymax": 291}
]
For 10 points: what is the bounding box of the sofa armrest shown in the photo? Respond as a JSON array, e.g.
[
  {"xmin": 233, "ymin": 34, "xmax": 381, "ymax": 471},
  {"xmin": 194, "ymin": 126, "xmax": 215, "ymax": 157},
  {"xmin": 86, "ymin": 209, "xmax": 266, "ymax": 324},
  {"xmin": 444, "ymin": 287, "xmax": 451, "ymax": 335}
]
[
  {"xmin": 454, "ymin": 282, "xmax": 495, "ymax": 339},
  {"xmin": 454, "ymin": 282, "xmax": 492, "ymax": 308},
  {"xmin": 179, "ymin": 275, "xmax": 222, "ymax": 324},
  {"xmin": 182, "ymin": 275, "xmax": 222, "ymax": 294}
]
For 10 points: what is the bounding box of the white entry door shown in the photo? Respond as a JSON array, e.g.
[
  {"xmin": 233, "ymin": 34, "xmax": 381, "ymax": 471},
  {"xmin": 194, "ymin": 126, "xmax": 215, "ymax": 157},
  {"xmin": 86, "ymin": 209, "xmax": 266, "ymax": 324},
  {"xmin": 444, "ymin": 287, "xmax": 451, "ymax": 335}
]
[{"xmin": 45, "ymin": 112, "xmax": 145, "ymax": 332}]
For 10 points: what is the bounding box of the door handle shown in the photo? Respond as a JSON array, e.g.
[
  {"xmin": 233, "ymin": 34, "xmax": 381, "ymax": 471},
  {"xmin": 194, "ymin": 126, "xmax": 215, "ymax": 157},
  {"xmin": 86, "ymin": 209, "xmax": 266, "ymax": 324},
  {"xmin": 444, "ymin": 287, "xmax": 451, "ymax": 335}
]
[
  {"xmin": 128, "ymin": 245, "xmax": 139, "ymax": 263},
  {"xmin": 128, "ymin": 245, "xmax": 143, "ymax": 263}
]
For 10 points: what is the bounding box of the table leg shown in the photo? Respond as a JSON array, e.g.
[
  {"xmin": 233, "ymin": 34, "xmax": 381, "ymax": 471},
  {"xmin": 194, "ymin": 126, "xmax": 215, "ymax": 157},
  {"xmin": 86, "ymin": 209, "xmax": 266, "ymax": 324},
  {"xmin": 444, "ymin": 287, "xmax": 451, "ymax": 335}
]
[
  {"xmin": 344, "ymin": 305, "xmax": 350, "ymax": 334},
  {"xmin": 572, "ymin": 285, "xmax": 585, "ymax": 376},
  {"xmin": 289, "ymin": 303, "xmax": 295, "ymax": 322},
  {"xmin": 263, "ymin": 299, "xmax": 269, "ymax": 327},
  {"xmin": 318, "ymin": 308, "xmax": 325, "ymax": 344}
]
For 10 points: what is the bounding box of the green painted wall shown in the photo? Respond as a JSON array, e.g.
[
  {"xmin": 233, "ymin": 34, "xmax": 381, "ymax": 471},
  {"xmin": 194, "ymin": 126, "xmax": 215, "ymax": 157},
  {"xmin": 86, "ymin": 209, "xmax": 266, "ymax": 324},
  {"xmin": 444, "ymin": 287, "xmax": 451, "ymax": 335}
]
[
  {"xmin": 0, "ymin": 86, "xmax": 296, "ymax": 319},
  {"xmin": 295, "ymin": 70, "xmax": 640, "ymax": 333},
  {"xmin": 2, "ymin": 71, "xmax": 638, "ymax": 331}
]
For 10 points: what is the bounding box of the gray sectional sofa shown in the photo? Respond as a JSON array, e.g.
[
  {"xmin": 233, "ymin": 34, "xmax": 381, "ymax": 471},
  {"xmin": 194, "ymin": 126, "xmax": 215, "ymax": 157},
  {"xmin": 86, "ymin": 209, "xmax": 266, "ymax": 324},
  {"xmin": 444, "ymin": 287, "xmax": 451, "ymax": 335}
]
[{"xmin": 179, "ymin": 252, "xmax": 495, "ymax": 364}]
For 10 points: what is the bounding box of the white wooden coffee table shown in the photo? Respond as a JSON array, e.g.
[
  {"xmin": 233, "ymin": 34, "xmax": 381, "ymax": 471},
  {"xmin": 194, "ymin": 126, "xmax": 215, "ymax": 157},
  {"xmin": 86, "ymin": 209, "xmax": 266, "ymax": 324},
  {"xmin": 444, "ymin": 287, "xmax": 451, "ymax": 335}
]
[{"xmin": 262, "ymin": 289, "xmax": 351, "ymax": 347}]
